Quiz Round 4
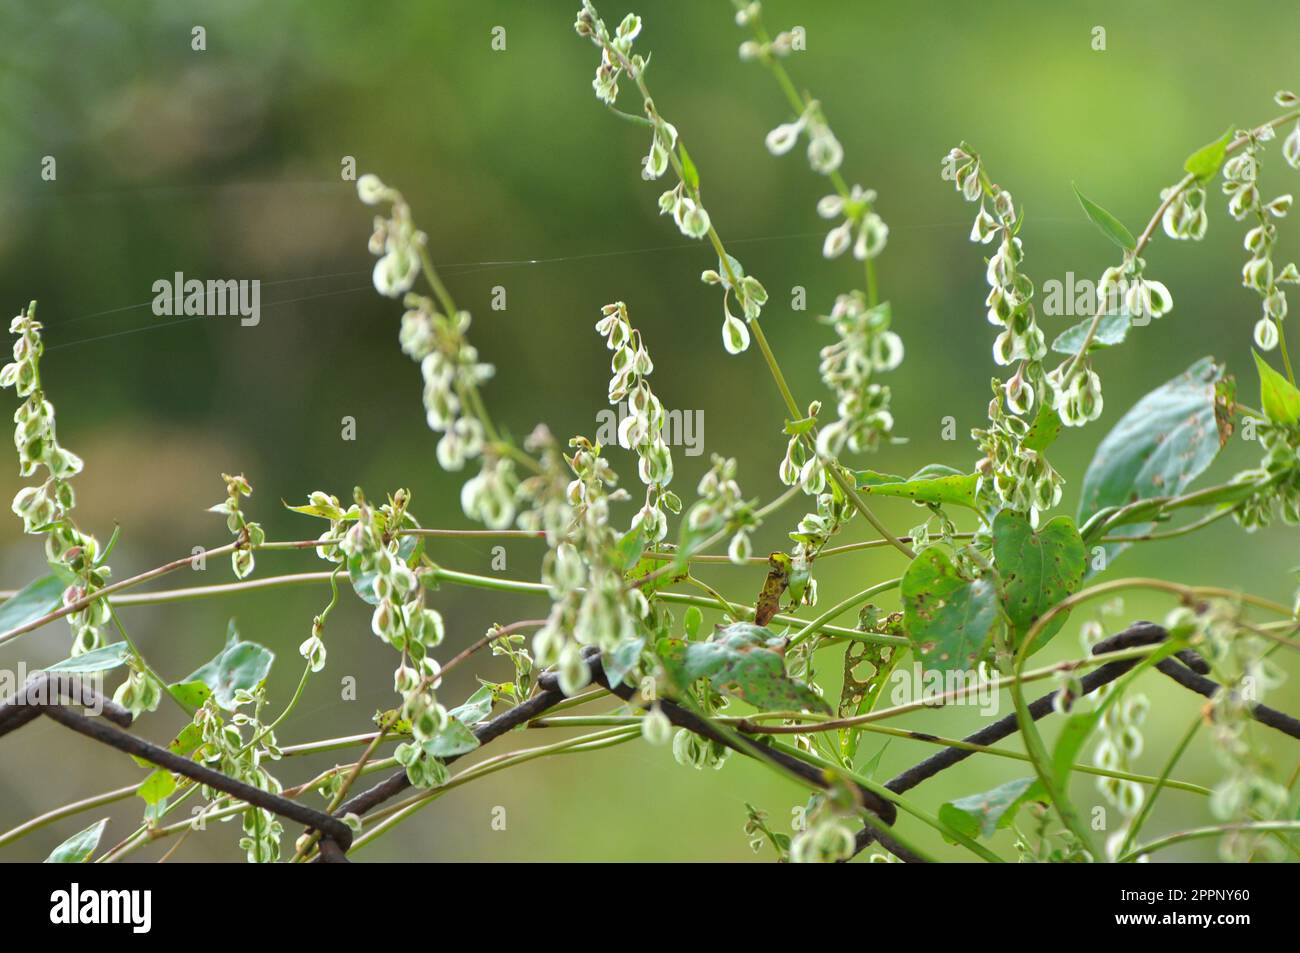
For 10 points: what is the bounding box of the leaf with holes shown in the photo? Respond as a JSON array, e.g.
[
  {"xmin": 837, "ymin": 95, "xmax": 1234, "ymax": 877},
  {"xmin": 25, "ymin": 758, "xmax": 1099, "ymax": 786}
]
[
  {"xmin": 993, "ymin": 510, "xmax": 1086, "ymax": 653},
  {"xmin": 657, "ymin": 622, "xmax": 829, "ymax": 713},
  {"xmin": 901, "ymin": 548, "xmax": 999, "ymax": 672}
]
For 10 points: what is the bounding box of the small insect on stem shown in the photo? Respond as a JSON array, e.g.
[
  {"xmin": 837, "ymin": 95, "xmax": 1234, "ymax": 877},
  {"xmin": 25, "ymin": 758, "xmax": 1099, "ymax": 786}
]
[{"xmin": 754, "ymin": 552, "xmax": 792, "ymax": 626}]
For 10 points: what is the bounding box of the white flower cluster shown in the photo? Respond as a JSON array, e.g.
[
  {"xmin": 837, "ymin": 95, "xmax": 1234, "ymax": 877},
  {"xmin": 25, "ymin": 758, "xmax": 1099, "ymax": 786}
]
[
  {"xmin": 701, "ymin": 254, "xmax": 768, "ymax": 355},
  {"xmin": 208, "ymin": 473, "xmax": 264, "ymax": 580},
  {"xmin": 192, "ymin": 689, "xmax": 285, "ymax": 863},
  {"xmin": 1, "ymin": 303, "xmax": 112, "ymax": 655},
  {"xmin": 764, "ymin": 100, "xmax": 843, "ymax": 175},
  {"xmin": 359, "ymin": 176, "xmax": 517, "ymax": 536},
  {"xmin": 1222, "ymin": 115, "xmax": 1300, "ymax": 352},
  {"xmin": 360, "ymin": 175, "xmax": 501, "ymax": 512},
  {"xmin": 340, "ymin": 492, "xmax": 445, "ymax": 662},
  {"xmin": 596, "ymin": 301, "xmax": 678, "ymax": 541},
  {"xmin": 1100, "ymin": 257, "xmax": 1173, "ymax": 325},
  {"xmin": 818, "ymin": 186, "xmax": 887, "ymax": 261},
  {"xmin": 813, "ymin": 292, "xmax": 901, "ymax": 458},
  {"xmin": 1165, "ymin": 603, "xmax": 1289, "ymax": 862}
]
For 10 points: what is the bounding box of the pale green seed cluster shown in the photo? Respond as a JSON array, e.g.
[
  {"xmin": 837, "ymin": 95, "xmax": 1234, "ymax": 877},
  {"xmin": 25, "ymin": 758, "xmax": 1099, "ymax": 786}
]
[
  {"xmin": 192, "ymin": 690, "xmax": 285, "ymax": 863},
  {"xmin": 596, "ymin": 301, "xmax": 677, "ymax": 541},
  {"xmin": 700, "ymin": 255, "xmax": 768, "ymax": 356},
  {"xmin": 348, "ymin": 492, "xmax": 451, "ymax": 787},
  {"xmin": 1078, "ymin": 618, "xmax": 1149, "ymax": 860},
  {"xmin": 686, "ymin": 454, "xmax": 760, "ymax": 564},
  {"xmin": 535, "ymin": 436, "xmax": 650, "ymax": 694},
  {"xmin": 359, "ymin": 176, "xmax": 498, "ymax": 496},
  {"xmin": 1225, "ymin": 100, "xmax": 1300, "ymax": 353},
  {"xmin": 814, "ymin": 293, "xmax": 901, "ymax": 457},
  {"xmin": 1165, "ymin": 603, "xmax": 1290, "ymax": 861},
  {"xmin": 2, "ymin": 302, "xmax": 113, "ymax": 655},
  {"xmin": 940, "ymin": 149, "xmax": 1068, "ymax": 521},
  {"xmin": 817, "ymin": 185, "xmax": 887, "ymax": 261},
  {"xmin": 972, "ymin": 383, "xmax": 1064, "ymax": 519},
  {"xmin": 1231, "ymin": 419, "xmax": 1300, "ymax": 530},
  {"xmin": 208, "ymin": 473, "xmax": 264, "ymax": 579},
  {"xmin": 577, "ymin": 2, "xmax": 770, "ymax": 356},
  {"xmin": 944, "ymin": 148, "xmax": 1046, "ymax": 368},
  {"xmin": 789, "ymin": 815, "xmax": 856, "ymax": 863},
  {"xmin": 764, "ymin": 101, "xmax": 843, "ymax": 177},
  {"xmin": 671, "ymin": 728, "xmax": 730, "ymax": 770}
]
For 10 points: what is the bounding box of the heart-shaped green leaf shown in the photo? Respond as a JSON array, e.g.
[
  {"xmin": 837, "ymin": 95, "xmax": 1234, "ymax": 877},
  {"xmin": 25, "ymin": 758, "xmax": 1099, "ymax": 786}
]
[
  {"xmin": 992, "ymin": 510, "xmax": 1086, "ymax": 653},
  {"xmin": 169, "ymin": 630, "xmax": 274, "ymax": 711},
  {"xmin": 901, "ymin": 548, "xmax": 999, "ymax": 672}
]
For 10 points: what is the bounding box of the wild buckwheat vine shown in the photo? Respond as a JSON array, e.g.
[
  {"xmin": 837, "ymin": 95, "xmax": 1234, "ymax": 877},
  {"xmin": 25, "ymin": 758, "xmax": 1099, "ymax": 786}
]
[
  {"xmin": 941, "ymin": 150, "xmax": 1065, "ymax": 521},
  {"xmin": 1222, "ymin": 94, "xmax": 1300, "ymax": 357},
  {"xmin": 575, "ymin": 1, "xmax": 770, "ymax": 356},
  {"xmin": 2, "ymin": 302, "xmax": 114, "ymax": 655}
]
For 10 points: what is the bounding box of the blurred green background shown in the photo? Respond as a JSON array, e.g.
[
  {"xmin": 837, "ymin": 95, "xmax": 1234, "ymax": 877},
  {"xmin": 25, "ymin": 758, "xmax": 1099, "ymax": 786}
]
[{"xmin": 1, "ymin": 0, "xmax": 1297, "ymax": 861}]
